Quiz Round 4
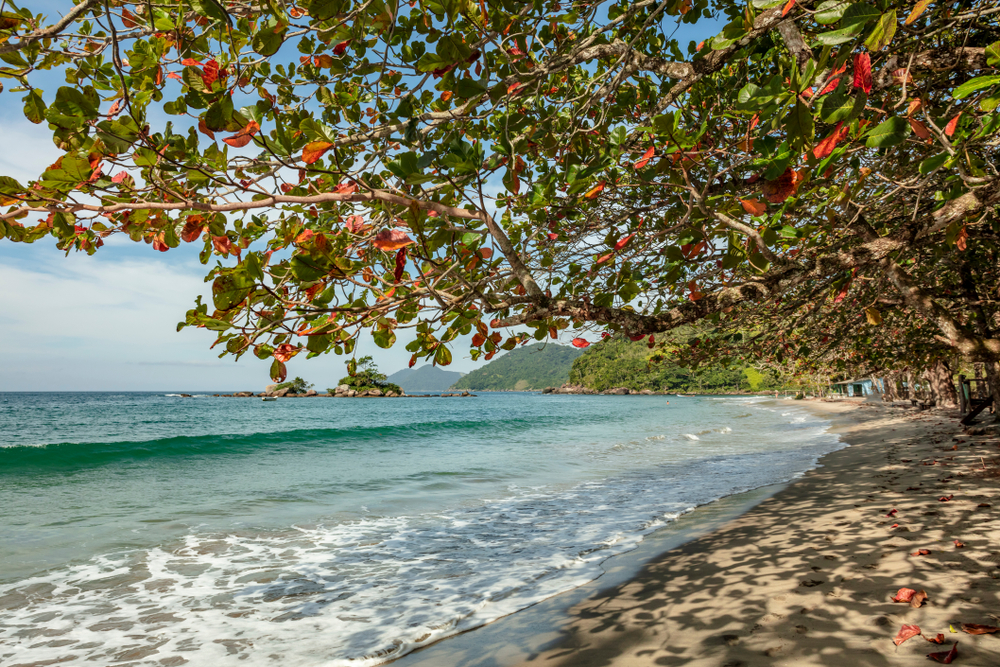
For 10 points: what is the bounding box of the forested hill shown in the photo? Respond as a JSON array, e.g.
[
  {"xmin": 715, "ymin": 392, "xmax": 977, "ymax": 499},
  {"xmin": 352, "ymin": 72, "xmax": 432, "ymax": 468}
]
[
  {"xmin": 570, "ymin": 337, "xmax": 766, "ymax": 393},
  {"xmin": 387, "ymin": 366, "xmax": 464, "ymax": 392},
  {"xmin": 451, "ymin": 344, "xmax": 583, "ymax": 391}
]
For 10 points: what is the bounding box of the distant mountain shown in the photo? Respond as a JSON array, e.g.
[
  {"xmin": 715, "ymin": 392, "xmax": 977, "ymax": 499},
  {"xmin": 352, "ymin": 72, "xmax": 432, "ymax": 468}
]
[
  {"xmin": 387, "ymin": 365, "xmax": 465, "ymax": 392},
  {"xmin": 451, "ymin": 343, "xmax": 584, "ymax": 391}
]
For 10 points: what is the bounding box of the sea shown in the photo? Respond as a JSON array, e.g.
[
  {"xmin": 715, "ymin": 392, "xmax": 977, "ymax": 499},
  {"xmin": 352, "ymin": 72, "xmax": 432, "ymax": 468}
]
[{"xmin": 0, "ymin": 391, "xmax": 842, "ymax": 667}]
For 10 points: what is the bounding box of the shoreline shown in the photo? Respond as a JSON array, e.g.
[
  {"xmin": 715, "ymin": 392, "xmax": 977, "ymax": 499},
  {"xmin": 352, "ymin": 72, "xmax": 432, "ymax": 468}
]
[{"xmin": 394, "ymin": 400, "xmax": 1000, "ymax": 667}]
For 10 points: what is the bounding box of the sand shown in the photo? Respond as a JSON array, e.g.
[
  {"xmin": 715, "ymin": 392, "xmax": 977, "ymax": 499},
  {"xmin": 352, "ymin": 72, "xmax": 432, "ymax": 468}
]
[{"xmin": 397, "ymin": 400, "xmax": 1000, "ymax": 667}]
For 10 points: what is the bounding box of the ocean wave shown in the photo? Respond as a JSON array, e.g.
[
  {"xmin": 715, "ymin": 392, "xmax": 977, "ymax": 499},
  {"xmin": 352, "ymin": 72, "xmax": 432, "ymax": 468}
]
[
  {"xmin": 0, "ymin": 415, "xmax": 586, "ymax": 472},
  {"xmin": 0, "ymin": 441, "xmax": 844, "ymax": 667}
]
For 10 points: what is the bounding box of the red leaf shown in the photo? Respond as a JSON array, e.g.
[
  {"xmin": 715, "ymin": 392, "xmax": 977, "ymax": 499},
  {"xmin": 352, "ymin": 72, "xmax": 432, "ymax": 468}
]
[
  {"xmin": 201, "ymin": 59, "xmax": 219, "ymax": 88},
  {"xmin": 956, "ymin": 225, "xmax": 968, "ymax": 251},
  {"xmin": 910, "ymin": 590, "xmax": 928, "ymax": 608},
  {"xmin": 571, "ymin": 338, "xmax": 591, "ymax": 348},
  {"xmin": 938, "ymin": 495, "xmax": 953, "ymax": 502},
  {"xmin": 762, "ymin": 168, "xmax": 803, "ymax": 203},
  {"xmin": 373, "ymin": 229, "xmax": 415, "ymax": 251},
  {"xmin": 302, "ymin": 141, "xmax": 333, "ymax": 164},
  {"xmin": 394, "ymin": 248, "xmax": 407, "ymax": 282},
  {"xmin": 927, "ymin": 642, "xmax": 958, "ymax": 664},
  {"xmin": 296, "ymin": 229, "xmax": 314, "ymax": 244},
  {"xmin": 853, "ymin": 53, "xmax": 872, "ymax": 94},
  {"xmin": 166, "ymin": 71, "xmax": 182, "ymax": 80},
  {"xmin": 472, "ymin": 333, "xmax": 486, "ymax": 347},
  {"xmin": 181, "ymin": 216, "xmax": 206, "ymax": 242},
  {"xmin": 273, "ymin": 343, "xmax": 297, "ymax": 363},
  {"xmin": 479, "ymin": 247, "xmax": 493, "ymax": 259},
  {"xmin": 181, "ymin": 57, "xmax": 204, "ymax": 67},
  {"xmin": 111, "ymin": 172, "xmax": 128, "ymax": 184},
  {"xmin": 152, "ymin": 234, "xmax": 169, "ymax": 252},
  {"xmin": 222, "ymin": 120, "xmax": 260, "ymax": 148},
  {"xmin": 925, "ymin": 634, "xmax": 946, "ymax": 644},
  {"xmin": 944, "ymin": 114, "xmax": 961, "ymax": 137},
  {"xmin": 634, "ymin": 146, "xmax": 655, "ymax": 169},
  {"xmin": 628, "ymin": 334, "xmax": 646, "ymax": 342},
  {"xmin": 953, "ymin": 540, "xmax": 965, "ymax": 548},
  {"xmin": 584, "ymin": 181, "xmax": 605, "ymax": 199},
  {"xmin": 198, "ymin": 117, "xmax": 216, "ymax": 139},
  {"xmin": 909, "ymin": 118, "xmax": 931, "ymax": 140},
  {"xmin": 344, "ymin": 215, "xmax": 368, "ymax": 234},
  {"xmin": 333, "ymin": 40, "xmax": 351, "ymax": 56},
  {"xmin": 614, "ymin": 233, "xmax": 636, "ymax": 251},
  {"xmin": 891, "ymin": 587, "xmax": 915, "ymax": 602},
  {"xmin": 595, "ymin": 252, "xmax": 614, "ymax": 264},
  {"xmin": 818, "ymin": 63, "xmax": 846, "ymax": 95},
  {"xmin": 812, "ymin": 122, "xmax": 848, "ymax": 160},
  {"xmin": 548, "ymin": 232, "xmax": 559, "ymax": 240},
  {"xmin": 440, "ymin": 90, "xmax": 453, "ymax": 102},
  {"xmin": 740, "ymin": 198, "xmax": 767, "ymax": 216},
  {"xmin": 886, "ymin": 508, "xmax": 898, "ymax": 517},
  {"xmin": 894, "ymin": 624, "xmax": 921, "ymax": 646},
  {"xmin": 507, "ymin": 82, "xmax": 525, "ymax": 96},
  {"xmin": 781, "ymin": 0, "xmax": 796, "ymax": 17},
  {"xmin": 911, "ymin": 548, "xmax": 931, "ymax": 556},
  {"xmin": 960, "ymin": 624, "xmax": 1000, "ymax": 635},
  {"xmin": 212, "ymin": 236, "xmax": 233, "ymax": 255}
]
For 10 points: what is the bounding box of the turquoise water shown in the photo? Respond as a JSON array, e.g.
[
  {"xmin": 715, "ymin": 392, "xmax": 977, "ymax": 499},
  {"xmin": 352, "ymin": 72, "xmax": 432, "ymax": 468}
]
[{"xmin": 0, "ymin": 392, "xmax": 839, "ymax": 666}]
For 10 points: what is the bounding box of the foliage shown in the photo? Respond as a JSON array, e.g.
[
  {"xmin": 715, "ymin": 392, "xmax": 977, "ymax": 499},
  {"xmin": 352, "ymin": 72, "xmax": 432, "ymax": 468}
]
[
  {"xmin": 1, "ymin": 0, "xmax": 999, "ymax": 402},
  {"xmin": 273, "ymin": 376, "xmax": 313, "ymax": 393},
  {"xmin": 451, "ymin": 343, "xmax": 582, "ymax": 390},
  {"xmin": 336, "ymin": 355, "xmax": 400, "ymax": 393},
  {"xmin": 570, "ymin": 334, "xmax": 779, "ymax": 392}
]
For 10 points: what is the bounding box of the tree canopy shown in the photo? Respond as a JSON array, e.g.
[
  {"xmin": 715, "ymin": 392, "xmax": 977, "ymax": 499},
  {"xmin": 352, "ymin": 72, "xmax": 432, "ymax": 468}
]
[{"xmin": 1, "ymin": 0, "xmax": 998, "ymax": 398}]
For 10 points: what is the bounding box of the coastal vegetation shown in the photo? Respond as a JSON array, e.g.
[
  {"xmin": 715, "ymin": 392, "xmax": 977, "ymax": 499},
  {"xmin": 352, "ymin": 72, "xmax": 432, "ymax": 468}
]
[
  {"xmin": 332, "ymin": 355, "xmax": 402, "ymax": 395},
  {"xmin": 570, "ymin": 335, "xmax": 777, "ymax": 393},
  {"xmin": 0, "ymin": 1, "xmax": 997, "ymax": 406},
  {"xmin": 451, "ymin": 343, "xmax": 582, "ymax": 391}
]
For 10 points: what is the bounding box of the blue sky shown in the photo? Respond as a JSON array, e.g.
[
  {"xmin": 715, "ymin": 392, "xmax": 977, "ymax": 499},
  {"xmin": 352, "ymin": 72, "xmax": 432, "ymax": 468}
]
[{"xmin": 0, "ymin": 2, "xmax": 723, "ymax": 391}]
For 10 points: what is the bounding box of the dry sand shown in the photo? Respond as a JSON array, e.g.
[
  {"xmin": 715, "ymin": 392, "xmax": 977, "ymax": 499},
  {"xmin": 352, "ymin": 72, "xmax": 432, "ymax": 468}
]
[{"xmin": 398, "ymin": 400, "xmax": 1000, "ymax": 667}]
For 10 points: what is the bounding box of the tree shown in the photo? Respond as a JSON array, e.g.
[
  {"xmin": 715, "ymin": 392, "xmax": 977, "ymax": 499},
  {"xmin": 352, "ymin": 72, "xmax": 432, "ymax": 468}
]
[
  {"xmin": 1, "ymin": 0, "xmax": 998, "ymax": 406},
  {"xmin": 336, "ymin": 354, "xmax": 401, "ymax": 393}
]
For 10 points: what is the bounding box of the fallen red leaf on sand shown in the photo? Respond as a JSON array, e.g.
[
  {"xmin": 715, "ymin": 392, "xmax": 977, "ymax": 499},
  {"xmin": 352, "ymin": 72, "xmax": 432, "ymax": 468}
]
[
  {"xmin": 911, "ymin": 549, "xmax": 931, "ymax": 556},
  {"xmin": 892, "ymin": 588, "xmax": 916, "ymax": 603},
  {"xmin": 925, "ymin": 634, "xmax": 946, "ymax": 644},
  {"xmin": 977, "ymin": 503, "xmax": 991, "ymax": 508},
  {"xmin": 891, "ymin": 523, "xmax": 900, "ymax": 529},
  {"xmin": 894, "ymin": 624, "xmax": 921, "ymax": 646},
  {"xmin": 939, "ymin": 495, "xmax": 954, "ymax": 502},
  {"xmin": 910, "ymin": 590, "xmax": 928, "ymax": 608},
  {"xmin": 960, "ymin": 623, "xmax": 1000, "ymax": 635},
  {"xmin": 954, "ymin": 540, "xmax": 965, "ymax": 548},
  {"xmin": 927, "ymin": 642, "xmax": 958, "ymax": 663},
  {"xmin": 886, "ymin": 508, "xmax": 898, "ymax": 517}
]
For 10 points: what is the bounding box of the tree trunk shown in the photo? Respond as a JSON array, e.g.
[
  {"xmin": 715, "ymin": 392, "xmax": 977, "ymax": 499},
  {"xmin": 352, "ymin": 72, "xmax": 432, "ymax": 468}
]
[
  {"xmin": 883, "ymin": 373, "xmax": 898, "ymax": 402},
  {"xmin": 984, "ymin": 361, "xmax": 1000, "ymax": 420},
  {"xmin": 926, "ymin": 360, "xmax": 958, "ymax": 408}
]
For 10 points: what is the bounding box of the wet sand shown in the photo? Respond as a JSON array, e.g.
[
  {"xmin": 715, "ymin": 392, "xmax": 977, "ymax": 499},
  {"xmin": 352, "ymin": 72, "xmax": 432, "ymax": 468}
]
[{"xmin": 395, "ymin": 400, "xmax": 1000, "ymax": 667}]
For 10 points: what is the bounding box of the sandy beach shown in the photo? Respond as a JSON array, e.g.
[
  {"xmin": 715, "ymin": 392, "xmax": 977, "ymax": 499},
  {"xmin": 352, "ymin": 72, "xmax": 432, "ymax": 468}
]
[{"xmin": 397, "ymin": 400, "xmax": 1000, "ymax": 667}]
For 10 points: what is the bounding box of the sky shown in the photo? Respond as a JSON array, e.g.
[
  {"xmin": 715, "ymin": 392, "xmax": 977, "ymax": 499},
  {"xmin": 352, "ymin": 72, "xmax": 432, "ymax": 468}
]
[{"xmin": 0, "ymin": 2, "xmax": 723, "ymax": 391}]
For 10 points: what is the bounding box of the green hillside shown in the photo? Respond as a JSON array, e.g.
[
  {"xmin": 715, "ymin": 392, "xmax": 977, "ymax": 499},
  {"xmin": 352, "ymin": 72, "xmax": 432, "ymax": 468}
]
[
  {"xmin": 570, "ymin": 336, "xmax": 770, "ymax": 393},
  {"xmin": 451, "ymin": 344, "xmax": 583, "ymax": 391}
]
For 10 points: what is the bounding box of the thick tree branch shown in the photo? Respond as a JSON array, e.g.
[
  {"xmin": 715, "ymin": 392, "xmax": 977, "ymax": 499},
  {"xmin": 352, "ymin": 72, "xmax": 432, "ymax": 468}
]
[{"xmin": 0, "ymin": 0, "xmax": 101, "ymax": 55}]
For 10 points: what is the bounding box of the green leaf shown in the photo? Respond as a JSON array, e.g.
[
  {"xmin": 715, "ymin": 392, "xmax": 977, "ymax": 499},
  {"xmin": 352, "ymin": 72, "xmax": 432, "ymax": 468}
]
[
  {"xmin": 307, "ymin": 0, "xmax": 344, "ymax": 20},
  {"xmin": 814, "ymin": 25, "xmax": 864, "ymax": 46},
  {"xmin": 919, "ymin": 152, "xmax": 948, "ymax": 175},
  {"xmin": 864, "ymin": 10, "xmax": 897, "ymax": 51},
  {"xmin": 190, "ymin": 0, "xmax": 229, "ymax": 23},
  {"xmin": 784, "ymin": 101, "xmax": 814, "ymax": 145},
  {"xmin": 252, "ymin": 19, "xmax": 287, "ymax": 56},
  {"xmin": 953, "ymin": 75, "xmax": 1000, "ymax": 100},
  {"xmin": 815, "ymin": 0, "xmax": 850, "ymax": 24},
  {"xmin": 372, "ymin": 328, "xmax": 396, "ymax": 349},
  {"xmin": 290, "ymin": 255, "xmax": 330, "ymax": 282},
  {"xmin": 820, "ymin": 90, "xmax": 865, "ymax": 123},
  {"xmin": 840, "ymin": 3, "xmax": 880, "ymax": 28},
  {"xmin": 986, "ymin": 41, "xmax": 1000, "ymax": 66},
  {"xmin": 212, "ymin": 273, "xmax": 254, "ymax": 311},
  {"xmin": 865, "ymin": 116, "xmax": 910, "ymax": 148},
  {"xmin": 22, "ymin": 90, "xmax": 46, "ymax": 124},
  {"xmin": 434, "ymin": 344, "xmax": 453, "ymax": 366}
]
